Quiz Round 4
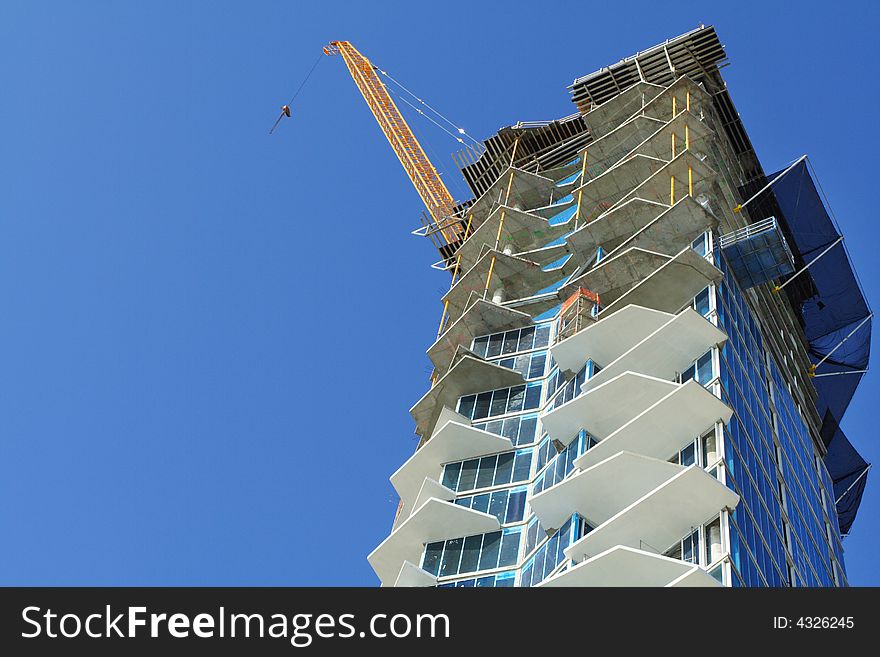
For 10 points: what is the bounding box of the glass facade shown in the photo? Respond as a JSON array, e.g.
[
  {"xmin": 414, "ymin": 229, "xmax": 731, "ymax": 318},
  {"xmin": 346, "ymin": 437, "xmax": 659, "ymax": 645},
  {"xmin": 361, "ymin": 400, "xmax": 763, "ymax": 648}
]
[
  {"xmin": 419, "ymin": 242, "xmax": 848, "ymax": 588},
  {"xmin": 714, "ymin": 250, "xmax": 846, "ymax": 587},
  {"xmin": 421, "ymin": 319, "xmax": 599, "ymax": 587}
]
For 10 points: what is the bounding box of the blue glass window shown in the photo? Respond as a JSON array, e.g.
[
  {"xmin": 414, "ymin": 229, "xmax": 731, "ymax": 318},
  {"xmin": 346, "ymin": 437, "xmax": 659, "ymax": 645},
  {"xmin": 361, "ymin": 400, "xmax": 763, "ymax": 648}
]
[
  {"xmin": 694, "ymin": 286, "xmax": 711, "ymax": 317},
  {"xmin": 442, "ymin": 450, "xmax": 532, "ymax": 493},
  {"xmin": 423, "ymin": 527, "xmax": 522, "ymax": 578},
  {"xmin": 458, "ymin": 383, "xmax": 543, "ymax": 421}
]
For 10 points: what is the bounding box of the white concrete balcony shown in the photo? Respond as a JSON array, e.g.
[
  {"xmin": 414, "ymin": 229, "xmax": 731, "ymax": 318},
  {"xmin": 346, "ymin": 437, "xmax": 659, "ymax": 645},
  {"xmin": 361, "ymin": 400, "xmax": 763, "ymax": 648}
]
[
  {"xmin": 429, "ymin": 298, "xmax": 531, "ymax": 374},
  {"xmin": 543, "ymin": 156, "xmax": 583, "ymax": 182},
  {"xmin": 502, "ymin": 289, "xmax": 567, "ymax": 320},
  {"xmin": 616, "ymin": 149, "xmax": 716, "ymax": 209},
  {"xmin": 441, "ymin": 249, "xmax": 577, "ymax": 322},
  {"xmin": 529, "ymin": 451, "xmax": 685, "ymax": 530},
  {"xmin": 557, "ymin": 246, "xmax": 672, "ymax": 310},
  {"xmin": 390, "ymin": 417, "xmax": 513, "ymax": 515},
  {"xmin": 604, "ymin": 194, "xmax": 718, "ymax": 261},
  {"xmin": 527, "ymin": 193, "xmax": 577, "ymax": 220},
  {"xmin": 667, "ymin": 567, "xmax": 723, "ymax": 587},
  {"xmin": 517, "ymin": 242, "xmax": 573, "ymax": 268},
  {"xmin": 461, "ymin": 166, "xmax": 579, "ymax": 231},
  {"xmin": 565, "ymin": 192, "xmax": 715, "ymax": 264},
  {"xmin": 565, "ymin": 197, "xmax": 669, "ymax": 256},
  {"xmin": 541, "ymin": 371, "xmax": 678, "ymax": 445},
  {"xmin": 631, "ymin": 110, "xmax": 715, "ymax": 163},
  {"xmin": 538, "ymin": 545, "xmax": 720, "ymax": 587},
  {"xmin": 573, "ymin": 153, "xmax": 671, "ymax": 214},
  {"xmin": 410, "ymin": 355, "xmax": 524, "ymax": 439},
  {"xmin": 602, "ymin": 244, "xmax": 722, "ymax": 316},
  {"xmin": 578, "ymin": 115, "xmax": 666, "ymax": 175},
  {"xmin": 411, "ymin": 478, "xmax": 455, "ymax": 511},
  {"xmin": 583, "ymin": 81, "xmax": 667, "ymax": 137},
  {"xmin": 394, "ymin": 561, "xmax": 437, "ymax": 588},
  {"xmin": 550, "ymin": 304, "xmax": 673, "ymax": 373},
  {"xmin": 562, "ymin": 460, "xmax": 739, "ymax": 563},
  {"xmin": 581, "ymin": 307, "xmax": 726, "ymax": 393},
  {"xmin": 452, "ymin": 205, "xmax": 574, "ymax": 273},
  {"xmin": 368, "ymin": 498, "xmax": 500, "ymax": 586},
  {"xmin": 575, "ymin": 379, "xmax": 732, "ymax": 469},
  {"xmin": 634, "ymin": 76, "xmax": 713, "ymax": 125}
]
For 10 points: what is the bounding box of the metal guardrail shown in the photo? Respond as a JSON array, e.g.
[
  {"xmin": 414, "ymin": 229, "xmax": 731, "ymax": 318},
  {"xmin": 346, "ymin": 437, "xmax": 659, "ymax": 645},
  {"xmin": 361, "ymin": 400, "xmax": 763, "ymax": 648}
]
[{"xmin": 718, "ymin": 216, "xmax": 778, "ymax": 249}]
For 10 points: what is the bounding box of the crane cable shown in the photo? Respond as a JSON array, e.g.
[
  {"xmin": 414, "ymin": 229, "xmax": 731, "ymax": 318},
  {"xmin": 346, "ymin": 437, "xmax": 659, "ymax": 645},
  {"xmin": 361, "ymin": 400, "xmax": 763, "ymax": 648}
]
[
  {"xmin": 386, "ymin": 84, "xmax": 471, "ymax": 147},
  {"xmin": 269, "ymin": 52, "xmax": 324, "ymax": 134},
  {"xmin": 384, "ymin": 84, "xmax": 470, "ymax": 203},
  {"xmin": 376, "ymin": 66, "xmax": 483, "ymax": 149}
]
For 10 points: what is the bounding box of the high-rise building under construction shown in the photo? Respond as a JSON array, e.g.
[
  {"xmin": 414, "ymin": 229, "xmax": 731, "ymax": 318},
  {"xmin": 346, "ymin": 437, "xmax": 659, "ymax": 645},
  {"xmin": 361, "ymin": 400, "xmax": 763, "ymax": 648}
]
[{"xmin": 367, "ymin": 25, "xmax": 871, "ymax": 587}]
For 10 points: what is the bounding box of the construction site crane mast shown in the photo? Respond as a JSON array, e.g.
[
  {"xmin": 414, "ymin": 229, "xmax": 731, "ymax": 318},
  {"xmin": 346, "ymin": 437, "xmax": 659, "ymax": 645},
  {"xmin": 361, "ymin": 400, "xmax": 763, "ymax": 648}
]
[{"xmin": 324, "ymin": 41, "xmax": 464, "ymax": 251}]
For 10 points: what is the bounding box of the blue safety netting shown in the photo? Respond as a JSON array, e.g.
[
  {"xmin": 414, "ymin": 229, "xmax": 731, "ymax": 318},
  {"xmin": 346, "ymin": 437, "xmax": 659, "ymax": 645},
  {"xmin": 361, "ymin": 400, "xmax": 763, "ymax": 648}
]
[
  {"xmin": 769, "ymin": 161, "xmax": 871, "ymax": 414},
  {"xmin": 762, "ymin": 160, "xmax": 871, "ymax": 535},
  {"xmin": 820, "ymin": 411, "xmax": 870, "ymax": 535}
]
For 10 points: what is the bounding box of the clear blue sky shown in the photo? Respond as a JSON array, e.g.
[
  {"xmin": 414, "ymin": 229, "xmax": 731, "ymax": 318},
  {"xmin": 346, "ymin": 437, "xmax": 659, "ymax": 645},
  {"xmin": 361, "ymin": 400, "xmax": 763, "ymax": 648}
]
[{"xmin": 1, "ymin": 1, "xmax": 877, "ymax": 585}]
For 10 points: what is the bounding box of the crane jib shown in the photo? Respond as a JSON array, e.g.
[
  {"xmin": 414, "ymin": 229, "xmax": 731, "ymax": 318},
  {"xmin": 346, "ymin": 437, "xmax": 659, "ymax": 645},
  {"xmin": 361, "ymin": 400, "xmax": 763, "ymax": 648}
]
[{"xmin": 325, "ymin": 41, "xmax": 463, "ymax": 248}]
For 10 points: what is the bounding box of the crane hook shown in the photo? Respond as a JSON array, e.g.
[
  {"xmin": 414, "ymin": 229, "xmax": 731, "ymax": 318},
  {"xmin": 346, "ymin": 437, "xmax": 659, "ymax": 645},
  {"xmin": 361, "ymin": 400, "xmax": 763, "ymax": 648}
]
[{"xmin": 269, "ymin": 105, "xmax": 292, "ymax": 135}]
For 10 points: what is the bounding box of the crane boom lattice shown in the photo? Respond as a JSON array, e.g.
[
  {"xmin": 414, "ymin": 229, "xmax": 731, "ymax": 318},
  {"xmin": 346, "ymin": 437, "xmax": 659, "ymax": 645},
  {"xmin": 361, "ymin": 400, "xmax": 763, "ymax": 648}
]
[{"xmin": 324, "ymin": 41, "xmax": 463, "ymax": 249}]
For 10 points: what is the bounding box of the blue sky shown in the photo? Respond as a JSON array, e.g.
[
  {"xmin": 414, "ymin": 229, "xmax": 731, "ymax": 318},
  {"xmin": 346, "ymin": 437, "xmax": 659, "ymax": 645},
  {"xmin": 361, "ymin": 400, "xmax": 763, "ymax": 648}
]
[{"xmin": 0, "ymin": 1, "xmax": 877, "ymax": 585}]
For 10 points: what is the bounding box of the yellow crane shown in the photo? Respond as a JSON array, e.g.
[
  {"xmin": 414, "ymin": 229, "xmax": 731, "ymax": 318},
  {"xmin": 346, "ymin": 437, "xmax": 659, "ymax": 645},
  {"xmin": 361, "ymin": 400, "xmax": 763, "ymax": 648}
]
[{"xmin": 323, "ymin": 41, "xmax": 463, "ymax": 249}]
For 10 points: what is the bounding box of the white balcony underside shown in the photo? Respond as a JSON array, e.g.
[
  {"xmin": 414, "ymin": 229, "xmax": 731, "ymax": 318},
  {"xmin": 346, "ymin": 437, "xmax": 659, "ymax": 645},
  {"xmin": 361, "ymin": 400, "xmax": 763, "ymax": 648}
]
[
  {"xmin": 528, "ymin": 196, "xmax": 577, "ymax": 220},
  {"xmin": 616, "ymin": 150, "xmax": 716, "ymax": 209},
  {"xmin": 429, "ymin": 298, "xmax": 532, "ymax": 373},
  {"xmin": 368, "ymin": 498, "xmax": 500, "ymax": 586},
  {"xmin": 390, "ymin": 419, "xmax": 513, "ymax": 512},
  {"xmin": 666, "ymin": 566, "xmax": 722, "ymax": 587},
  {"xmin": 630, "ymin": 110, "xmax": 715, "ymax": 163},
  {"xmin": 584, "ymin": 81, "xmax": 667, "ymax": 137},
  {"xmin": 465, "ymin": 166, "xmax": 574, "ymax": 228},
  {"xmin": 558, "ymin": 246, "xmax": 671, "ymax": 309},
  {"xmin": 454, "ymin": 205, "xmax": 573, "ymax": 273},
  {"xmin": 393, "ymin": 561, "xmax": 438, "ymax": 588},
  {"xmin": 582, "ymin": 307, "xmax": 727, "ymax": 393},
  {"xmin": 564, "ymin": 466, "xmax": 740, "ymax": 563},
  {"xmin": 572, "ymin": 154, "xmax": 668, "ymax": 210},
  {"xmin": 503, "ymin": 290, "xmax": 566, "ymax": 318},
  {"xmin": 541, "ymin": 371, "xmax": 678, "ymax": 445},
  {"xmin": 412, "ymin": 478, "xmax": 455, "ymax": 513},
  {"xmin": 565, "ymin": 197, "xmax": 669, "ymax": 256},
  {"xmin": 538, "ymin": 545, "xmax": 720, "ymax": 587},
  {"xmin": 631, "ymin": 77, "xmax": 713, "ymax": 126},
  {"xmin": 529, "ymin": 451, "xmax": 685, "ymax": 531},
  {"xmin": 410, "ymin": 355, "xmax": 524, "ymax": 439},
  {"xmin": 575, "ymin": 380, "xmax": 732, "ymax": 470},
  {"xmin": 601, "ymin": 245, "xmax": 722, "ymax": 317},
  {"xmin": 517, "ymin": 242, "xmax": 572, "ymax": 268},
  {"xmin": 550, "ymin": 304, "xmax": 673, "ymax": 373},
  {"xmin": 579, "ymin": 115, "xmax": 665, "ymax": 167},
  {"xmin": 606, "ymin": 194, "xmax": 718, "ymax": 261},
  {"xmin": 442, "ymin": 250, "xmax": 565, "ymax": 321}
]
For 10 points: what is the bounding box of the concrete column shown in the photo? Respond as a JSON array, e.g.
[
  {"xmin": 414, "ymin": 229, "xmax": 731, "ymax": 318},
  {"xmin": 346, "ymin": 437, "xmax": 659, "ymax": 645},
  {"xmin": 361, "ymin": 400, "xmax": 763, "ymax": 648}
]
[
  {"xmin": 492, "ymin": 288, "xmax": 505, "ymax": 304},
  {"xmin": 502, "ymin": 245, "xmax": 513, "ymax": 256},
  {"xmin": 703, "ymin": 431, "xmax": 718, "ymax": 465},
  {"xmin": 708, "ymin": 523, "xmax": 723, "ymax": 565}
]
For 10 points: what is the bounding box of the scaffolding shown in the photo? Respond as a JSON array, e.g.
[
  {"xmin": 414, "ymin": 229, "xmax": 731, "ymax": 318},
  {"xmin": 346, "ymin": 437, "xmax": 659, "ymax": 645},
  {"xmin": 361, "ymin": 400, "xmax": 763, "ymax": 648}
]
[{"xmin": 556, "ymin": 288, "xmax": 600, "ymax": 344}]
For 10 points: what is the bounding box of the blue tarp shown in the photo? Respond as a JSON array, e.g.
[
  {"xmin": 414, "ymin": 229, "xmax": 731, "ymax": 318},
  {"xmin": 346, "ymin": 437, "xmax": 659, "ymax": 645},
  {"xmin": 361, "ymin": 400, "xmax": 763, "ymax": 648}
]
[
  {"xmin": 820, "ymin": 411, "xmax": 869, "ymax": 535},
  {"xmin": 765, "ymin": 160, "xmax": 871, "ymax": 535}
]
